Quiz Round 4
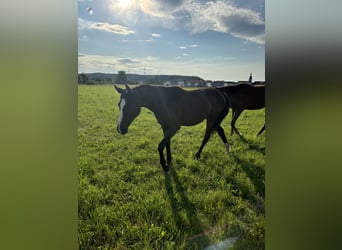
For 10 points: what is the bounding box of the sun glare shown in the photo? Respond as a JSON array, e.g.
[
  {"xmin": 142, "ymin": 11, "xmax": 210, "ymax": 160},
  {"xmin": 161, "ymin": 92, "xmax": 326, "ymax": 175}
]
[
  {"xmin": 116, "ymin": 0, "xmax": 136, "ymax": 9},
  {"xmin": 109, "ymin": 0, "xmax": 139, "ymax": 26}
]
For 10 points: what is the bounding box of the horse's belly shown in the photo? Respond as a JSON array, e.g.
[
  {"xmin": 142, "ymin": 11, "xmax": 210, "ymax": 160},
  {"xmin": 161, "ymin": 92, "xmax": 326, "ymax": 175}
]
[
  {"xmin": 182, "ymin": 118, "xmax": 205, "ymax": 126},
  {"xmin": 179, "ymin": 108, "xmax": 207, "ymax": 126},
  {"xmin": 244, "ymin": 103, "xmax": 265, "ymax": 110}
]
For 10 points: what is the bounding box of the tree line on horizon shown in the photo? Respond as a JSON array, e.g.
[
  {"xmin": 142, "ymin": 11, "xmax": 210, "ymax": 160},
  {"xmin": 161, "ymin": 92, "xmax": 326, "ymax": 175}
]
[{"xmin": 78, "ymin": 71, "xmax": 206, "ymax": 86}]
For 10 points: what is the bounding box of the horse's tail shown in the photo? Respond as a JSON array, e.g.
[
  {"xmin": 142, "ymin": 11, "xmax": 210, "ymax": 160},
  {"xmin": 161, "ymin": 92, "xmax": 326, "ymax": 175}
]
[{"xmin": 213, "ymin": 91, "xmax": 230, "ymax": 129}]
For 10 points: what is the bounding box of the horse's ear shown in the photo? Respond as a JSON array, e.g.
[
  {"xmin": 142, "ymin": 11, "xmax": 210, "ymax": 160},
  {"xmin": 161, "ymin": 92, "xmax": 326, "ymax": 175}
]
[
  {"xmin": 114, "ymin": 85, "xmax": 124, "ymax": 94},
  {"xmin": 125, "ymin": 84, "xmax": 131, "ymax": 93}
]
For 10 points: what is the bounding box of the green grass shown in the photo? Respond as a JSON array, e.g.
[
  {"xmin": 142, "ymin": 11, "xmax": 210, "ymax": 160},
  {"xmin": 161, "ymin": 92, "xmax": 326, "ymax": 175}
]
[{"xmin": 78, "ymin": 85, "xmax": 265, "ymax": 249}]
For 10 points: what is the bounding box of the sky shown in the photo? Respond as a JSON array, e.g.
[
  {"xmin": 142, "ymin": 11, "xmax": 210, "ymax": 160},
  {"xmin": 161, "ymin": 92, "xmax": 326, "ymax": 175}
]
[{"xmin": 78, "ymin": 0, "xmax": 265, "ymax": 81}]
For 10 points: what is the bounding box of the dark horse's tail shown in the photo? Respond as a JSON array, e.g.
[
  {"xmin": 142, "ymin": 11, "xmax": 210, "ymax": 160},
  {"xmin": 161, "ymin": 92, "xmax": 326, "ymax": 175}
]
[{"xmin": 213, "ymin": 91, "xmax": 230, "ymax": 129}]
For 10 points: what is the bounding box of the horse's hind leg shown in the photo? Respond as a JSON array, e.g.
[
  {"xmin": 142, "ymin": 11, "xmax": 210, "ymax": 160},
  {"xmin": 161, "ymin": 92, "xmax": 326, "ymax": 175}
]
[
  {"xmin": 216, "ymin": 126, "xmax": 230, "ymax": 153},
  {"xmin": 256, "ymin": 124, "xmax": 265, "ymax": 136},
  {"xmin": 195, "ymin": 132, "xmax": 211, "ymax": 160},
  {"xmin": 195, "ymin": 120, "xmax": 215, "ymax": 159},
  {"xmin": 231, "ymin": 109, "xmax": 243, "ymax": 136},
  {"xmin": 230, "ymin": 110, "xmax": 235, "ymax": 135}
]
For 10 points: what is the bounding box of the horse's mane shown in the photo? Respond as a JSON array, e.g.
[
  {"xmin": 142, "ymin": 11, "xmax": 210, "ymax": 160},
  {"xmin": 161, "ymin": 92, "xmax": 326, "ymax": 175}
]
[
  {"xmin": 133, "ymin": 84, "xmax": 185, "ymax": 98},
  {"xmin": 134, "ymin": 84, "xmax": 183, "ymax": 91}
]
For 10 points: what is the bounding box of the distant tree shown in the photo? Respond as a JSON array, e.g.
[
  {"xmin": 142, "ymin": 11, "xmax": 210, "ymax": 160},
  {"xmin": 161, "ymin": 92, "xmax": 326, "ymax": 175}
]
[
  {"xmin": 79, "ymin": 73, "xmax": 88, "ymax": 84},
  {"xmin": 115, "ymin": 71, "xmax": 128, "ymax": 84}
]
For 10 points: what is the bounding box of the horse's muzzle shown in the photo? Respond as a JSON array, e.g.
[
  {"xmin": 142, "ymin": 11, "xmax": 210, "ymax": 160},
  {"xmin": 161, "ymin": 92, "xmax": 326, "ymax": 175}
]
[{"xmin": 117, "ymin": 125, "xmax": 127, "ymax": 135}]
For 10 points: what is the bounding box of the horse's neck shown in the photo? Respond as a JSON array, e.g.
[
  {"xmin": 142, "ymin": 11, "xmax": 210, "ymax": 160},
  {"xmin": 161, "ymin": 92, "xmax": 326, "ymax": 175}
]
[{"xmin": 134, "ymin": 86, "xmax": 160, "ymax": 112}]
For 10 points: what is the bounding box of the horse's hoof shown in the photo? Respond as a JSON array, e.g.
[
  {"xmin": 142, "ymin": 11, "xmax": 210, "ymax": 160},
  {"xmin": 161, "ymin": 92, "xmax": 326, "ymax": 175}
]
[{"xmin": 224, "ymin": 143, "xmax": 230, "ymax": 153}]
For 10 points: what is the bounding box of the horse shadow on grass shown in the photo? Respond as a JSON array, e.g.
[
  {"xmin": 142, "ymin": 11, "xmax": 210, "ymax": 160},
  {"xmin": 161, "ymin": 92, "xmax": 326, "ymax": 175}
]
[
  {"xmin": 164, "ymin": 167, "xmax": 210, "ymax": 249},
  {"xmin": 236, "ymin": 133, "xmax": 265, "ymax": 155},
  {"xmin": 230, "ymin": 153, "xmax": 265, "ymax": 214}
]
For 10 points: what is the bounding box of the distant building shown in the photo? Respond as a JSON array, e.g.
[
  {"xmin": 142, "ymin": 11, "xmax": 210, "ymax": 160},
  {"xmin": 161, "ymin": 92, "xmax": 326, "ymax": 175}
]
[
  {"xmin": 206, "ymin": 80, "xmax": 213, "ymax": 87},
  {"xmin": 177, "ymin": 81, "xmax": 185, "ymax": 86},
  {"xmin": 238, "ymin": 81, "xmax": 251, "ymax": 84}
]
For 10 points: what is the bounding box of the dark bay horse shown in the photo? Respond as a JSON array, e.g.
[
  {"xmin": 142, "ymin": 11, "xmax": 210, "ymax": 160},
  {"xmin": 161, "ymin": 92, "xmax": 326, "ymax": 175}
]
[
  {"xmin": 218, "ymin": 83, "xmax": 265, "ymax": 136},
  {"xmin": 114, "ymin": 84, "xmax": 230, "ymax": 172}
]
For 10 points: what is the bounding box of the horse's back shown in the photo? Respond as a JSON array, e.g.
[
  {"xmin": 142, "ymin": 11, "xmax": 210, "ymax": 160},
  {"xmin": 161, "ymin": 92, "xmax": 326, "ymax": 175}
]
[
  {"xmin": 188, "ymin": 88, "xmax": 227, "ymax": 120},
  {"xmin": 138, "ymin": 85, "xmax": 228, "ymax": 126},
  {"xmin": 171, "ymin": 87, "xmax": 227, "ymax": 126},
  {"xmin": 219, "ymin": 84, "xmax": 265, "ymax": 110}
]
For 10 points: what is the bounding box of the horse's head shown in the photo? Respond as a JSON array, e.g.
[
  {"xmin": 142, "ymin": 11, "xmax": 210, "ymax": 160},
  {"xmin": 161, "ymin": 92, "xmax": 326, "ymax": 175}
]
[{"xmin": 114, "ymin": 84, "xmax": 141, "ymax": 134}]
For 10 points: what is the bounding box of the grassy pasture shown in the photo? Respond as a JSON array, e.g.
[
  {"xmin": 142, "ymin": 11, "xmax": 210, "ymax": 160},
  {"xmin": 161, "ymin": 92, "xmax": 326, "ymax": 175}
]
[{"xmin": 78, "ymin": 84, "xmax": 265, "ymax": 249}]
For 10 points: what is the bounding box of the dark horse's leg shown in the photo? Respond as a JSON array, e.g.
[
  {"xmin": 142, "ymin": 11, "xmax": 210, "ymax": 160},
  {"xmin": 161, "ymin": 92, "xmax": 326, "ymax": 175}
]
[
  {"xmin": 166, "ymin": 140, "xmax": 172, "ymax": 164},
  {"xmin": 195, "ymin": 119, "xmax": 216, "ymax": 159},
  {"xmin": 216, "ymin": 125, "xmax": 230, "ymax": 153},
  {"xmin": 158, "ymin": 138, "xmax": 170, "ymax": 171},
  {"xmin": 195, "ymin": 125, "xmax": 230, "ymax": 159},
  {"xmin": 256, "ymin": 124, "xmax": 265, "ymax": 136},
  {"xmin": 196, "ymin": 94, "xmax": 230, "ymax": 159},
  {"xmin": 158, "ymin": 127, "xmax": 178, "ymax": 172},
  {"xmin": 231, "ymin": 109, "xmax": 243, "ymax": 136}
]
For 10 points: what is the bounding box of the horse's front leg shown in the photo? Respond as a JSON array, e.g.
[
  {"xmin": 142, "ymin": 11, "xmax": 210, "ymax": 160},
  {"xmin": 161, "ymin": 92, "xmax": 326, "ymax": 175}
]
[
  {"xmin": 231, "ymin": 109, "xmax": 243, "ymax": 136},
  {"xmin": 166, "ymin": 140, "xmax": 172, "ymax": 164},
  {"xmin": 158, "ymin": 127, "xmax": 178, "ymax": 172},
  {"xmin": 158, "ymin": 138, "xmax": 169, "ymax": 172}
]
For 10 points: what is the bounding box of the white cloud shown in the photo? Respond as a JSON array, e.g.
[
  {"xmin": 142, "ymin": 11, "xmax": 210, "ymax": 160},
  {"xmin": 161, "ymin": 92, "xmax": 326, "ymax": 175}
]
[
  {"xmin": 78, "ymin": 18, "xmax": 135, "ymax": 35},
  {"xmin": 140, "ymin": 0, "xmax": 186, "ymax": 18},
  {"xmin": 121, "ymin": 33, "xmax": 160, "ymax": 43},
  {"xmin": 144, "ymin": 56, "xmax": 159, "ymax": 61},
  {"xmin": 185, "ymin": 1, "xmax": 265, "ymax": 44},
  {"xmin": 92, "ymin": 22, "xmax": 135, "ymax": 35},
  {"xmin": 118, "ymin": 58, "xmax": 141, "ymax": 64},
  {"xmin": 104, "ymin": 0, "xmax": 264, "ymax": 44},
  {"xmin": 178, "ymin": 44, "xmax": 200, "ymax": 50},
  {"xmin": 78, "ymin": 54, "xmax": 117, "ymax": 73},
  {"xmin": 78, "ymin": 18, "xmax": 89, "ymax": 30},
  {"xmin": 121, "ymin": 38, "xmax": 153, "ymax": 43},
  {"xmin": 78, "ymin": 54, "xmax": 145, "ymax": 73}
]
